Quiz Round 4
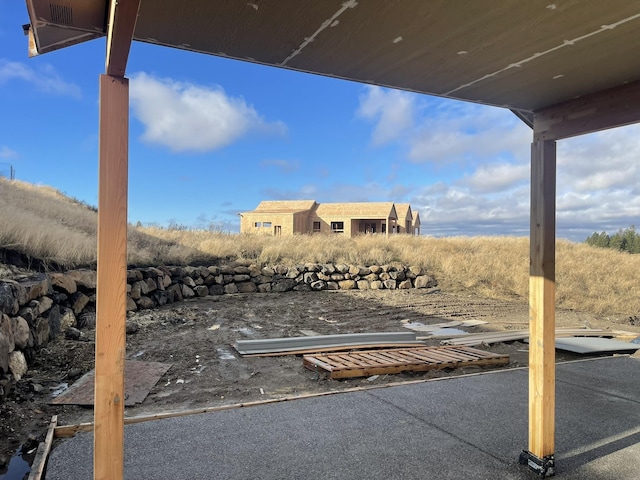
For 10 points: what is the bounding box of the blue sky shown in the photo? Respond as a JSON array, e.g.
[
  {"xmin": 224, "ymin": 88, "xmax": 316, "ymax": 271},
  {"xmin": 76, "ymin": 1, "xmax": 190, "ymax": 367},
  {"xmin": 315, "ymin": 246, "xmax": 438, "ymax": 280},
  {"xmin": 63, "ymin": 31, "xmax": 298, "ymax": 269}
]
[{"xmin": 1, "ymin": 2, "xmax": 639, "ymax": 241}]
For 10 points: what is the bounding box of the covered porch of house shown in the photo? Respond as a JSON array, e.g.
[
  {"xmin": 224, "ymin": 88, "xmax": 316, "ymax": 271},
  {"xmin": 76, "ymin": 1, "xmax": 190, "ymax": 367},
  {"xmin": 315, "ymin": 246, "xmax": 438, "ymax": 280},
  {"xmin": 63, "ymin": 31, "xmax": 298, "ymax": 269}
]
[{"xmin": 22, "ymin": 1, "xmax": 640, "ymax": 478}]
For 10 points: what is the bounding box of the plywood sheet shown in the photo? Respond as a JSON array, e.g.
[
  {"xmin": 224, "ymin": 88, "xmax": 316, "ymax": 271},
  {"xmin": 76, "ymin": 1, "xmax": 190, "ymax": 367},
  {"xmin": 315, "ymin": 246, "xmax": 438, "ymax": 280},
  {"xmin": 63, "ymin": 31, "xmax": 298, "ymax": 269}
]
[
  {"xmin": 554, "ymin": 337, "xmax": 640, "ymax": 355},
  {"xmin": 51, "ymin": 361, "xmax": 171, "ymax": 406}
]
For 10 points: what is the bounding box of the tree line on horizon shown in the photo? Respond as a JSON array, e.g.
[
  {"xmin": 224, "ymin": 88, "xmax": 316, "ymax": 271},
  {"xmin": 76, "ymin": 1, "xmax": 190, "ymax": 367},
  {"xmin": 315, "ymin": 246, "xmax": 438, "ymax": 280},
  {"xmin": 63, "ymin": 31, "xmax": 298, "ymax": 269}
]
[{"xmin": 585, "ymin": 226, "xmax": 640, "ymax": 254}]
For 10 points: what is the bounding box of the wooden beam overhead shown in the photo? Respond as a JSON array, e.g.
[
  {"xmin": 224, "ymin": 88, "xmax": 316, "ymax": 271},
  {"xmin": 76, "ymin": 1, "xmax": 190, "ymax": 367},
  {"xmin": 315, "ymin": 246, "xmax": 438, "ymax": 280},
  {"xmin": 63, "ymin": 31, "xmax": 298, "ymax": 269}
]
[
  {"xmin": 105, "ymin": 0, "xmax": 141, "ymax": 77},
  {"xmin": 534, "ymin": 80, "xmax": 640, "ymax": 141}
]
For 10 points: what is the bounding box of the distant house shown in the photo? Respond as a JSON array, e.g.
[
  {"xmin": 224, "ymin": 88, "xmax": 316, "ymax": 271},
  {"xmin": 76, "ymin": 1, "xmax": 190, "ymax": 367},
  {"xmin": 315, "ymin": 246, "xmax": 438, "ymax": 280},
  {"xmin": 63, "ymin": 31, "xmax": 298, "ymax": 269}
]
[{"xmin": 239, "ymin": 200, "xmax": 421, "ymax": 237}]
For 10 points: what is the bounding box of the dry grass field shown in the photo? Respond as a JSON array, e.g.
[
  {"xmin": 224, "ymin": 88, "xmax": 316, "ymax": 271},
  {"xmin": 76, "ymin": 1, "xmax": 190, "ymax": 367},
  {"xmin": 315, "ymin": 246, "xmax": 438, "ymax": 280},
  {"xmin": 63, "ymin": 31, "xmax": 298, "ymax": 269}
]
[{"xmin": 2, "ymin": 177, "xmax": 639, "ymax": 317}]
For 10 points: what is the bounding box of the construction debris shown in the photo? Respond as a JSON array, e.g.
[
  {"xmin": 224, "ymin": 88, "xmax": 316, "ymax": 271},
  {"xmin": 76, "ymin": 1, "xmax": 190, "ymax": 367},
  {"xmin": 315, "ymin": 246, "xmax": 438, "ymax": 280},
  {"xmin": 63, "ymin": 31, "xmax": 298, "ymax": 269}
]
[
  {"xmin": 303, "ymin": 346, "xmax": 509, "ymax": 379},
  {"xmin": 441, "ymin": 327, "xmax": 611, "ymax": 347},
  {"xmin": 233, "ymin": 332, "xmax": 423, "ymax": 356},
  {"xmin": 553, "ymin": 337, "xmax": 640, "ymax": 354}
]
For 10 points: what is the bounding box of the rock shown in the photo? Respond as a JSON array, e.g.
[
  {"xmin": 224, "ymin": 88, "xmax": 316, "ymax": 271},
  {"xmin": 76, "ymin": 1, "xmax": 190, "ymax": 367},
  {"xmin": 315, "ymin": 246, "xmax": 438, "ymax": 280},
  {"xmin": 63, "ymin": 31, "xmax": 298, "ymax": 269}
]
[
  {"xmin": 146, "ymin": 278, "xmax": 158, "ymax": 293},
  {"xmin": 0, "ymin": 282, "xmax": 17, "ymax": 315},
  {"xmin": 383, "ymin": 279, "xmax": 397, "ymax": 290},
  {"xmin": 236, "ymin": 282, "xmax": 257, "ymax": 293},
  {"xmin": 321, "ymin": 264, "xmax": 335, "ymax": 275},
  {"xmin": 357, "ymin": 280, "xmax": 370, "ymax": 290},
  {"xmin": 330, "ymin": 273, "xmax": 344, "ymax": 281},
  {"xmin": 379, "ymin": 272, "xmax": 391, "ymax": 281},
  {"xmin": 0, "ymin": 314, "xmax": 14, "ymax": 352},
  {"xmin": 208, "ymin": 285, "xmax": 224, "ymax": 296},
  {"xmin": 47, "ymin": 305, "xmax": 62, "ymax": 340},
  {"xmin": 409, "ymin": 265, "xmax": 423, "ymax": 276},
  {"xmin": 369, "ymin": 265, "xmax": 382, "ymax": 274},
  {"xmin": 223, "ymin": 283, "xmax": 238, "ymax": 294},
  {"xmin": 77, "ymin": 312, "xmax": 96, "ymax": 329},
  {"xmin": 257, "ymin": 283, "xmax": 272, "ymax": 293},
  {"xmin": 207, "ymin": 266, "xmax": 220, "ymax": 275},
  {"xmin": 126, "ymin": 322, "xmax": 139, "ymax": 334},
  {"xmin": 17, "ymin": 306, "xmax": 36, "ymax": 324},
  {"xmin": 326, "ymin": 282, "xmax": 339, "ymax": 290},
  {"xmin": 274, "ymin": 265, "xmax": 288, "ymax": 275},
  {"xmin": 65, "ymin": 327, "xmax": 82, "ymax": 340},
  {"xmin": 70, "ymin": 292, "xmax": 90, "ymax": 316},
  {"xmin": 286, "ymin": 266, "xmax": 301, "ymax": 279},
  {"xmin": 261, "ymin": 267, "xmax": 275, "ymax": 277},
  {"xmin": 181, "ymin": 285, "xmax": 195, "ymax": 298},
  {"xmin": 32, "ymin": 296, "xmax": 53, "ymax": 315},
  {"xmin": 194, "ymin": 286, "xmax": 209, "ymax": 297},
  {"xmin": 335, "ymin": 264, "xmax": 349, "ymax": 274},
  {"xmin": 126, "ymin": 296, "xmax": 138, "ymax": 312},
  {"xmin": 233, "ymin": 274, "xmax": 251, "ymax": 283},
  {"xmin": 338, "ymin": 280, "xmax": 356, "ymax": 290},
  {"xmin": 271, "ymin": 278, "xmax": 296, "ymax": 293},
  {"xmin": 13, "ymin": 317, "xmax": 30, "ymax": 349},
  {"xmin": 304, "ymin": 272, "xmax": 318, "ymax": 284},
  {"xmin": 310, "ymin": 280, "xmax": 327, "ymax": 291},
  {"xmin": 183, "ymin": 276, "xmax": 197, "ymax": 288},
  {"xmin": 60, "ymin": 307, "xmax": 76, "ymax": 330},
  {"xmin": 129, "ymin": 281, "xmax": 142, "ymax": 300},
  {"xmin": 364, "ymin": 273, "xmax": 379, "ymax": 282},
  {"xmin": 370, "ymin": 280, "xmax": 383, "ymax": 290},
  {"xmin": 49, "ymin": 273, "xmax": 77, "ymax": 295},
  {"xmin": 398, "ymin": 279, "xmax": 413, "ymax": 289},
  {"xmin": 163, "ymin": 275, "xmax": 172, "ymax": 288},
  {"xmin": 0, "ymin": 332, "xmax": 9, "ymax": 373},
  {"xmin": 21, "ymin": 274, "xmax": 51, "ymax": 302},
  {"xmin": 136, "ymin": 296, "xmax": 156, "ymax": 309},
  {"xmin": 233, "ymin": 266, "xmax": 251, "ymax": 274},
  {"xmin": 294, "ymin": 283, "xmax": 311, "ymax": 292},
  {"xmin": 152, "ymin": 290, "xmax": 168, "ymax": 306},
  {"xmin": 414, "ymin": 275, "xmax": 435, "ymax": 289},
  {"xmin": 8, "ymin": 351, "xmax": 28, "ymax": 380},
  {"xmin": 168, "ymin": 284, "xmax": 183, "ymax": 302},
  {"xmin": 317, "ymin": 273, "xmax": 331, "ymax": 281},
  {"xmin": 348, "ymin": 265, "xmax": 360, "ymax": 275},
  {"xmin": 66, "ymin": 269, "xmax": 97, "ymax": 290}
]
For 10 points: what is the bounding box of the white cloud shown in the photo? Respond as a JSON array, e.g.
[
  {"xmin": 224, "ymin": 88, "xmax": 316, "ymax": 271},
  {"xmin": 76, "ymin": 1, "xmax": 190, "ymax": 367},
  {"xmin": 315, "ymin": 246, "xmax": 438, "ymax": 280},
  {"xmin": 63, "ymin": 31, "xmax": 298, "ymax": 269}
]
[
  {"xmin": 0, "ymin": 146, "xmax": 18, "ymax": 159},
  {"xmin": 260, "ymin": 159, "xmax": 300, "ymax": 173},
  {"xmin": 129, "ymin": 72, "xmax": 286, "ymax": 152},
  {"xmin": 0, "ymin": 59, "xmax": 81, "ymax": 98},
  {"xmin": 460, "ymin": 162, "xmax": 529, "ymax": 194},
  {"xmin": 356, "ymin": 86, "xmax": 415, "ymax": 145}
]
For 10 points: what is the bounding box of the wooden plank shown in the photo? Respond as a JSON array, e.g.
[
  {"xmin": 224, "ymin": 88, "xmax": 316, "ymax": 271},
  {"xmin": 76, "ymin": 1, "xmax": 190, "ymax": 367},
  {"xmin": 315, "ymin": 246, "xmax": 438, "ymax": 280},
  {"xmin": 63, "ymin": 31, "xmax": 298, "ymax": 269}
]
[
  {"xmin": 94, "ymin": 74, "xmax": 129, "ymax": 480},
  {"xmin": 534, "ymin": 80, "xmax": 640, "ymax": 141},
  {"xmin": 28, "ymin": 415, "xmax": 57, "ymax": 480},
  {"xmin": 528, "ymin": 138, "xmax": 556, "ymax": 460},
  {"xmin": 105, "ymin": 0, "xmax": 141, "ymax": 77}
]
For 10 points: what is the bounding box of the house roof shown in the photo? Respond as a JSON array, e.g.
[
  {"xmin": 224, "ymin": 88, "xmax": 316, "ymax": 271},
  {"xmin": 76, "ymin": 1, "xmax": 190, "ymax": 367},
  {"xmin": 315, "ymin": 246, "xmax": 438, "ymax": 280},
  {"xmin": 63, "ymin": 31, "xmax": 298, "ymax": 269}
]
[
  {"xmin": 395, "ymin": 204, "xmax": 413, "ymax": 222},
  {"xmin": 314, "ymin": 202, "xmax": 397, "ymax": 219},
  {"xmin": 25, "ymin": 0, "xmax": 640, "ymax": 118},
  {"xmin": 253, "ymin": 200, "xmax": 317, "ymax": 213},
  {"xmin": 413, "ymin": 212, "xmax": 421, "ymax": 227}
]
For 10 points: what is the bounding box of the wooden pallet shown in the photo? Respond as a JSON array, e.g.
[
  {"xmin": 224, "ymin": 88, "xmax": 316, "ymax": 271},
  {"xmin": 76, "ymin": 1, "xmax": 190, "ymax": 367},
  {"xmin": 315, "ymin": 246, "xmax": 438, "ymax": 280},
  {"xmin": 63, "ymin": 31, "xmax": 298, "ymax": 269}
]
[{"xmin": 303, "ymin": 346, "xmax": 509, "ymax": 379}]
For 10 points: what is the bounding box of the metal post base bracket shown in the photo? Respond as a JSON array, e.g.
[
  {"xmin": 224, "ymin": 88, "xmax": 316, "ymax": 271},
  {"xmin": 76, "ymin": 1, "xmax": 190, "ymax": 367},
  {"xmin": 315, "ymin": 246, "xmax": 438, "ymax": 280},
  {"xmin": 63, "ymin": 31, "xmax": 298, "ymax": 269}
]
[{"xmin": 519, "ymin": 450, "xmax": 555, "ymax": 477}]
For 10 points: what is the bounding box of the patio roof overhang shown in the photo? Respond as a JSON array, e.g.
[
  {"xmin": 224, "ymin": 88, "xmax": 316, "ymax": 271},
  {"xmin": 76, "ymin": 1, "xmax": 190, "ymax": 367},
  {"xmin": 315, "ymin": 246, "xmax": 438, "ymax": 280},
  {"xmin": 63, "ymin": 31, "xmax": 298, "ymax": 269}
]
[{"xmin": 23, "ymin": 1, "xmax": 640, "ymax": 478}]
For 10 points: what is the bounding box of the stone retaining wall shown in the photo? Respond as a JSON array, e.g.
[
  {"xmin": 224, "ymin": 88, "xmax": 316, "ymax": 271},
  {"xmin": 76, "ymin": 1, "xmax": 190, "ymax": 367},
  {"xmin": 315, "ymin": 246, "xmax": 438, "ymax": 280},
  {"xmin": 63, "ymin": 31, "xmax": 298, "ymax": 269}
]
[{"xmin": 0, "ymin": 263, "xmax": 436, "ymax": 399}]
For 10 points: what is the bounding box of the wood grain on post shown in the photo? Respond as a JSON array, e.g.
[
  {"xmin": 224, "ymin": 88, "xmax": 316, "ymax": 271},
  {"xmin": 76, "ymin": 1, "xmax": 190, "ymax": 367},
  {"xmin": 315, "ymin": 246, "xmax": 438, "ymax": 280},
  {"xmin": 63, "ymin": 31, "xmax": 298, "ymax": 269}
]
[
  {"xmin": 528, "ymin": 138, "xmax": 556, "ymax": 459},
  {"xmin": 95, "ymin": 74, "xmax": 129, "ymax": 480}
]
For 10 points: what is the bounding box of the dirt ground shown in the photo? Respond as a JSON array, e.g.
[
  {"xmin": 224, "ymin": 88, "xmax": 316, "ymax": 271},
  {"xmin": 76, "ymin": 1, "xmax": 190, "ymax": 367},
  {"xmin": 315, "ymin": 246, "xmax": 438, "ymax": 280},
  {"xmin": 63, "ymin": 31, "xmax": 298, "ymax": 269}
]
[{"xmin": 2, "ymin": 288, "xmax": 639, "ymax": 474}]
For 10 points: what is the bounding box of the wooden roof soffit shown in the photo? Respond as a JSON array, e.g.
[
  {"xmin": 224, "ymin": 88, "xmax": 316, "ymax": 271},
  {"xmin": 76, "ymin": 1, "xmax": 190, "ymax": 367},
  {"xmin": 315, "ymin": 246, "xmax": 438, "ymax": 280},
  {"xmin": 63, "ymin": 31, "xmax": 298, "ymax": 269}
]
[
  {"xmin": 533, "ymin": 80, "xmax": 640, "ymax": 141},
  {"xmin": 105, "ymin": 0, "xmax": 141, "ymax": 77}
]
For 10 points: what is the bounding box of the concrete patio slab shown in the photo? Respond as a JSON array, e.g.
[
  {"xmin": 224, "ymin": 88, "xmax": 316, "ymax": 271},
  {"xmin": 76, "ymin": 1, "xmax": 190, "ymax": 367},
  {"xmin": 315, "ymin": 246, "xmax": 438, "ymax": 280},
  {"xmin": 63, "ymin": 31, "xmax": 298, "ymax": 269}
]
[{"xmin": 45, "ymin": 356, "xmax": 640, "ymax": 479}]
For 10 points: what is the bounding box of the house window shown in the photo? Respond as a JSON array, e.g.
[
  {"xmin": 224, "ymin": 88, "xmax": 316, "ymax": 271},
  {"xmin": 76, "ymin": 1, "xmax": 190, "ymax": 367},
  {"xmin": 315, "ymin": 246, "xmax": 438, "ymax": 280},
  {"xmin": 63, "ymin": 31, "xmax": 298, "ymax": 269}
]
[
  {"xmin": 331, "ymin": 221, "xmax": 344, "ymax": 234},
  {"xmin": 263, "ymin": 221, "xmax": 272, "ymax": 228},
  {"xmin": 254, "ymin": 222, "xmax": 262, "ymax": 227},
  {"xmin": 313, "ymin": 221, "xmax": 321, "ymax": 232}
]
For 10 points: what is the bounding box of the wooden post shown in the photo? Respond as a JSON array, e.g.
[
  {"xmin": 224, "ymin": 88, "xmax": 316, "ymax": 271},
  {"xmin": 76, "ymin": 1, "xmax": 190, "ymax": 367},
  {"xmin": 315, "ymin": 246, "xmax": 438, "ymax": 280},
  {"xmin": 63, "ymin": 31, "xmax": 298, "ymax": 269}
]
[
  {"xmin": 94, "ymin": 74, "xmax": 129, "ymax": 480},
  {"xmin": 521, "ymin": 138, "xmax": 556, "ymax": 476}
]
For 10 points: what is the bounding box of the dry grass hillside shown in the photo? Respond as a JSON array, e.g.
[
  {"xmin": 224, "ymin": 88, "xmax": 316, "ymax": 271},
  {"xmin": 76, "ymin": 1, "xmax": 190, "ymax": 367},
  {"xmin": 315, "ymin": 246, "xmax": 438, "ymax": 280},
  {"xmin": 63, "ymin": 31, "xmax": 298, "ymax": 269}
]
[{"xmin": 1, "ymin": 177, "xmax": 639, "ymax": 317}]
